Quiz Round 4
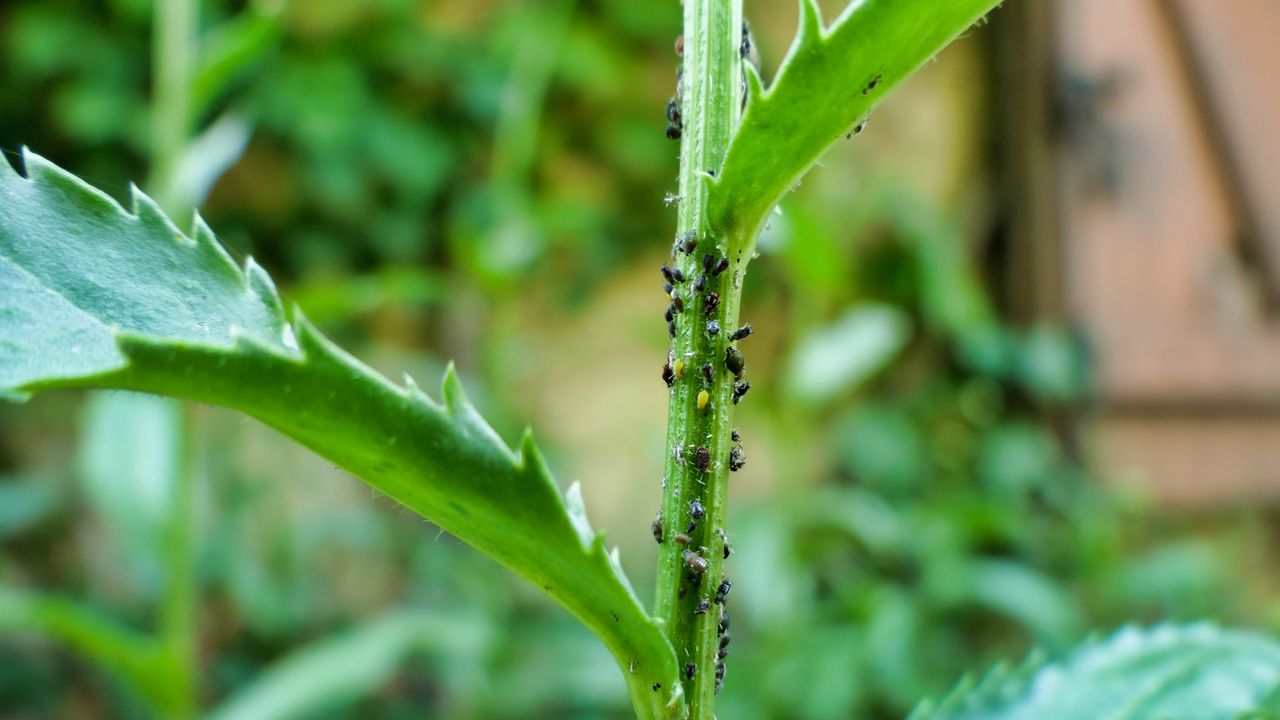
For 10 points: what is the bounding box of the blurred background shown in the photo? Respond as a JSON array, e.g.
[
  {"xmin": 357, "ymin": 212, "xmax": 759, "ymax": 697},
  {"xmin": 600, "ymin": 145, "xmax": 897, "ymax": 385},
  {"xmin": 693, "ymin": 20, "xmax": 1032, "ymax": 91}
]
[{"xmin": 2, "ymin": 0, "xmax": 1279, "ymax": 718}]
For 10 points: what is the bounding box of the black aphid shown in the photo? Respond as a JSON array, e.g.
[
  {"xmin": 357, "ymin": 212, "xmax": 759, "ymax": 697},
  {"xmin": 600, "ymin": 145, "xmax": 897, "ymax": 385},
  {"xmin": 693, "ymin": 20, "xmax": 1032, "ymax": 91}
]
[
  {"xmin": 740, "ymin": 21, "xmax": 752, "ymax": 60},
  {"xmin": 715, "ymin": 663, "xmax": 726, "ymax": 679},
  {"xmin": 702, "ymin": 253, "xmax": 715, "ymax": 273},
  {"xmin": 673, "ymin": 296, "xmax": 685, "ymax": 313},
  {"xmin": 707, "ymin": 320, "xmax": 720, "ymax": 336},
  {"xmin": 666, "ymin": 124, "xmax": 681, "ymax": 140},
  {"xmin": 662, "ymin": 362, "xmax": 674, "ymax": 387},
  {"xmin": 730, "ymin": 428, "xmax": 741, "ymax": 442},
  {"xmin": 678, "ymin": 231, "xmax": 698, "ymax": 255},
  {"xmin": 652, "ymin": 511, "xmax": 664, "ymax": 543},
  {"xmin": 719, "ymin": 634, "xmax": 731, "ymax": 650},
  {"xmin": 728, "ymin": 323, "xmax": 753, "ymax": 342},
  {"xmin": 732, "ymin": 380, "xmax": 751, "ymax": 404},
  {"xmin": 693, "ymin": 446, "xmax": 711, "ymax": 471},
  {"xmin": 664, "ymin": 304, "xmax": 675, "ymax": 323},
  {"xmin": 660, "ymin": 263, "xmax": 675, "ymax": 284},
  {"xmin": 671, "ymin": 266, "xmax": 685, "ymax": 283},
  {"xmin": 653, "ymin": 683, "xmax": 662, "ymax": 691},
  {"xmin": 715, "ymin": 578, "xmax": 732, "ymax": 603},
  {"xmin": 683, "ymin": 550, "xmax": 708, "ymax": 575},
  {"xmin": 729, "ymin": 447, "xmax": 745, "ymax": 472},
  {"xmin": 704, "ymin": 292, "xmax": 720, "ymax": 315},
  {"xmin": 686, "ymin": 520, "xmax": 697, "ymax": 534},
  {"xmin": 723, "ymin": 537, "xmax": 732, "ymax": 559},
  {"xmin": 685, "ymin": 663, "xmax": 696, "ymax": 680},
  {"xmin": 702, "ymin": 364, "xmax": 714, "ymax": 384},
  {"xmin": 663, "ymin": 282, "xmax": 674, "ymax": 295},
  {"xmin": 719, "ymin": 609, "xmax": 731, "ymax": 635},
  {"xmin": 712, "ymin": 257, "xmax": 730, "ymax": 276},
  {"xmin": 666, "ymin": 98, "xmax": 682, "ymax": 127},
  {"xmin": 724, "ymin": 347, "xmax": 745, "ymax": 375},
  {"xmin": 668, "ymin": 320, "xmax": 677, "ymax": 338},
  {"xmin": 693, "ymin": 275, "xmax": 707, "ymax": 292},
  {"xmin": 694, "ymin": 599, "xmax": 710, "ymax": 614},
  {"xmin": 864, "ymin": 73, "xmax": 882, "ymax": 94},
  {"xmin": 690, "ymin": 500, "xmax": 705, "ymax": 520}
]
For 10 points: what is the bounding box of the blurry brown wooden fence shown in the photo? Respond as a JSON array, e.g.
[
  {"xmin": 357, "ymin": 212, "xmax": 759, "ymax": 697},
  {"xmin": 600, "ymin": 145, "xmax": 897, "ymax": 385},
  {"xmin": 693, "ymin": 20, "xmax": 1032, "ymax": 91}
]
[{"xmin": 997, "ymin": 0, "xmax": 1280, "ymax": 503}]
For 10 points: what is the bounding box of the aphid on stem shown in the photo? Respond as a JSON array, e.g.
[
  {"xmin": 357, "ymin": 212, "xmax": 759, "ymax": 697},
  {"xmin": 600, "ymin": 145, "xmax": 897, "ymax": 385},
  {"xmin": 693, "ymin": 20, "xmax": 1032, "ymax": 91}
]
[{"xmin": 728, "ymin": 323, "xmax": 752, "ymax": 342}]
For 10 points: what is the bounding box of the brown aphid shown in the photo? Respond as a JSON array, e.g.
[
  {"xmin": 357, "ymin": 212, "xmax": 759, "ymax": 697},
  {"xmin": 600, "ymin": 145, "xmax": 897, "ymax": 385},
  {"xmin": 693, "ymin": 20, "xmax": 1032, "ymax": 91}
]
[
  {"xmin": 674, "ymin": 532, "xmax": 692, "ymax": 545},
  {"xmin": 702, "ymin": 364, "xmax": 714, "ymax": 384},
  {"xmin": 693, "ymin": 446, "xmax": 711, "ymax": 471},
  {"xmin": 662, "ymin": 362, "xmax": 675, "ymax": 387},
  {"xmin": 683, "ymin": 550, "xmax": 708, "ymax": 575},
  {"xmin": 675, "ymin": 34, "xmax": 684, "ymax": 56},
  {"xmin": 652, "ymin": 511, "xmax": 664, "ymax": 544},
  {"xmin": 704, "ymin": 292, "xmax": 720, "ymax": 315}
]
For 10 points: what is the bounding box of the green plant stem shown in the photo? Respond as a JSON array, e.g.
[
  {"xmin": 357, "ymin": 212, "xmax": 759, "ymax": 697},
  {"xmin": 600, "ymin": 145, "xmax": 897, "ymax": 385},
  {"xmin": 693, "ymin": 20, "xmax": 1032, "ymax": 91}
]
[
  {"xmin": 150, "ymin": 0, "xmax": 198, "ymax": 716},
  {"xmin": 655, "ymin": 0, "xmax": 743, "ymax": 715}
]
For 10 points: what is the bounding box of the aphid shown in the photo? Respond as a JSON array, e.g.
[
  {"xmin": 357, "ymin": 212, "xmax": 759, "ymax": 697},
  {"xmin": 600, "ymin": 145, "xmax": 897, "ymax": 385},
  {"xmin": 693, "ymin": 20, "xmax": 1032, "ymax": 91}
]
[
  {"xmin": 702, "ymin": 364, "xmax": 713, "ymax": 384},
  {"xmin": 653, "ymin": 683, "xmax": 662, "ymax": 691},
  {"xmin": 673, "ymin": 296, "xmax": 685, "ymax": 313},
  {"xmin": 671, "ymin": 266, "xmax": 685, "ymax": 283},
  {"xmin": 673, "ymin": 443, "xmax": 684, "ymax": 464},
  {"xmin": 723, "ymin": 538, "xmax": 732, "ymax": 559},
  {"xmin": 686, "ymin": 520, "xmax": 697, "ymax": 534},
  {"xmin": 728, "ymin": 323, "xmax": 753, "ymax": 342},
  {"xmin": 712, "ymin": 257, "xmax": 730, "ymax": 276},
  {"xmin": 663, "ymin": 281, "xmax": 674, "ymax": 295},
  {"xmin": 683, "ymin": 550, "xmax": 708, "ymax": 575},
  {"xmin": 674, "ymin": 532, "xmax": 692, "ymax": 545},
  {"xmin": 679, "ymin": 586, "xmax": 687, "ymax": 598},
  {"xmin": 693, "ymin": 446, "xmax": 711, "ymax": 471},
  {"xmin": 719, "ymin": 634, "xmax": 731, "ymax": 650},
  {"xmin": 715, "ymin": 578, "xmax": 732, "ymax": 604},
  {"xmin": 719, "ymin": 609, "xmax": 731, "ymax": 635},
  {"xmin": 706, "ymin": 320, "xmax": 720, "ymax": 336},
  {"xmin": 685, "ymin": 663, "xmax": 696, "ymax": 680},
  {"xmin": 724, "ymin": 347, "xmax": 745, "ymax": 375},
  {"xmin": 702, "ymin": 253, "xmax": 715, "ymax": 273},
  {"xmin": 704, "ymin": 292, "xmax": 720, "ymax": 315},
  {"xmin": 660, "ymin": 263, "xmax": 676, "ymax": 284},
  {"xmin": 664, "ymin": 304, "xmax": 675, "ymax": 323},
  {"xmin": 715, "ymin": 663, "xmax": 726, "ymax": 679},
  {"xmin": 697, "ymin": 389, "xmax": 710, "ymax": 410},
  {"xmin": 690, "ymin": 500, "xmax": 705, "ymax": 520},
  {"xmin": 732, "ymin": 380, "xmax": 750, "ymax": 404},
  {"xmin": 666, "ymin": 98, "xmax": 682, "ymax": 127},
  {"xmin": 730, "ymin": 429, "xmax": 740, "ymax": 442},
  {"xmin": 652, "ymin": 511, "xmax": 664, "ymax": 544},
  {"xmin": 673, "ymin": 359, "xmax": 685, "ymax": 379},
  {"xmin": 729, "ymin": 447, "xmax": 745, "ymax": 472},
  {"xmin": 694, "ymin": 599, "xmax": 710, "ymax": 614},
  {"xmin": 718, "ymin": 647, "xmax": 728, "ymax": 660},
  {"xmin": 678, "ymin": 231, "xmax": 698, "ymax": 255},
  {"xmin": 693, "ymin": 275, "xmax": 707, "ymax": 292},
  {"xmin": 864, "ymin": 73, "xmax": 882, "ymax": 94},
  {"xmin": 662, "ymin": 362, "xmax": 675, "ymax": 387},
  {"xmin": 668, "ymin": 320, "xmax": 677, "ymax": 338},
  {"xmin": 675, "ymin": 35, "xmax": 684, "ymax": 57},
  {"xmin": 666, "ymin": 124, "xmax": 682, "ymax": 140},
  {"xmin": 740, "ymin": 21, "xmax": 752, "ymax": 61}
]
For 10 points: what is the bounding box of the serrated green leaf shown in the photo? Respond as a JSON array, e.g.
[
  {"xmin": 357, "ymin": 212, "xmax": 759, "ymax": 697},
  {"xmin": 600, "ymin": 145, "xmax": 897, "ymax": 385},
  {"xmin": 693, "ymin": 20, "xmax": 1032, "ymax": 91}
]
[
  {"xmin": 709, "ymin": 0, "xmax": 1000, "ymax": 251},
  {"xmin": 910, "ymin": 624, "xmax": 1280, "ymax": 720},
  {"xmin": 0, "ymin": 150, "xmax": 684, "ymax": 719}
]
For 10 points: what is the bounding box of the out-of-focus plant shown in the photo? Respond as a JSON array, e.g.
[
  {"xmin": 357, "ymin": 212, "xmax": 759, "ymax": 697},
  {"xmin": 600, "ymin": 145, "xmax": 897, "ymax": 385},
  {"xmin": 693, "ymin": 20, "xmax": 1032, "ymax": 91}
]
[{"xmin": 3, "ymin": 1, "xmax": 1280, "ymax": 719}]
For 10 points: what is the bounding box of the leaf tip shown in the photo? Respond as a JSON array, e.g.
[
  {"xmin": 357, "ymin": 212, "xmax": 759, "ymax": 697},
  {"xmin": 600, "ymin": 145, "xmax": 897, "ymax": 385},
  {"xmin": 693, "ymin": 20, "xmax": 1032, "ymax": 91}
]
[{"xmin": 798, "ymin": 0, "xmax": 824, "ymax": 44}]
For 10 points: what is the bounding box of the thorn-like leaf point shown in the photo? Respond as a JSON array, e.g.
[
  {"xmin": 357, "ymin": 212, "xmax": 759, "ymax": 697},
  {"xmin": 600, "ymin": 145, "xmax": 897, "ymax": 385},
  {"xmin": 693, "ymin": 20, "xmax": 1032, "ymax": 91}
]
[{"xmin": 0, "ymin": 151, "xmax": 684, "ymax": 720}]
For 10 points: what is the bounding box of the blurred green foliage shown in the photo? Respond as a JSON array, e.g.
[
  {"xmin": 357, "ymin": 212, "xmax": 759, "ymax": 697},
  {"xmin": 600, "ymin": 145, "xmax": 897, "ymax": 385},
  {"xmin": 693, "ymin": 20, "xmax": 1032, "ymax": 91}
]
[{"xmin": 0, "ymin": 1, "xmax": 1274, "ymax": 718}]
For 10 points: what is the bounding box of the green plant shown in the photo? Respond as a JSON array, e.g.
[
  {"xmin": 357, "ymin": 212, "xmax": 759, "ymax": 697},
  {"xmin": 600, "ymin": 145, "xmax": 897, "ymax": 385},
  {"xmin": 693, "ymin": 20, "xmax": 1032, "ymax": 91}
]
[{"xmin": 3, "ymin": 1, "xmax": 1280, "ymax": 719}]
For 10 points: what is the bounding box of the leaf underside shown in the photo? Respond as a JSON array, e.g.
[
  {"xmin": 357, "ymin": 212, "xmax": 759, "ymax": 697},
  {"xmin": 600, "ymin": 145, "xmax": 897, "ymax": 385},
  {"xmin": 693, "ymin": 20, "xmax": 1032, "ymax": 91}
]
[
  {"xmin": 0, "ymin": 150, "xmax": 683, "ymax": 719},
  {"xmin": 910, "ymin": 624, "xmax": 1280, "ymax": 720},
  {"xmin": 709, "ymin": 0, "xmax": 1002, "ymax": 253}
]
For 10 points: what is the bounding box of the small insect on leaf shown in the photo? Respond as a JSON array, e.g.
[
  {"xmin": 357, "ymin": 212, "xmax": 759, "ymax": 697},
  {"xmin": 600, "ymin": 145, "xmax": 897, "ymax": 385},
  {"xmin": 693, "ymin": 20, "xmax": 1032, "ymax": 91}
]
[
  {"xmin": 673, "ymin": 359, "xmax": 685, "ymax": 379},
  {"xmin": 683, "ymin": 550, "xmax": 708, "ymax": 575},
  {"xmin": 662, "ymin": 362, "xmax": 675, "ymax": 387},
  {"xmin": 728, "ymin": 323, "xmax": 753, "ymax": 342},
  {"xmin": 695, "ymin": 599, "xmax": 710, "ymax": 614},
  {"xmin": 693, "ymin": 446, "xmax": 711, "ymax": 471},
  {"xmin": 690, "ymin": 500, "xmax": 705, "ymax": 520},
  {"xmin": 706, "ymin": 321, "xmax": 720, "ymax": 336},
  {"xmin": 697, "ymin": 389, "xmax": 710, "ymax": 410},
  {"xmin": 704, "ymin": 292, "xmax": 720, "ymax": 316},
  {"xmin": 652, "ymin": 510, "xmax": 664, "ymax": 544},
  {"xmin": 729, "ymin": 446, "xmax": 745, "ymax": 472}
]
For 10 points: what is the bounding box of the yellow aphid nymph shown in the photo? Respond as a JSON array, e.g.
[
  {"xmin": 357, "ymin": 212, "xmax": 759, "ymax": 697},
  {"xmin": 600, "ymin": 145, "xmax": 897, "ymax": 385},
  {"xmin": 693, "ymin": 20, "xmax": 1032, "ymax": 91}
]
[{"xmin": 697, "ymin": 389, "xmax": 710, "ymax": 410}]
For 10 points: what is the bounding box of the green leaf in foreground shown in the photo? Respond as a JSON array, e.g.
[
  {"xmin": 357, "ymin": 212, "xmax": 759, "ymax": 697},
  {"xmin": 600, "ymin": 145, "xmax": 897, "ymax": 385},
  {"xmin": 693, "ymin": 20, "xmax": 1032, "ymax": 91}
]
[
  {"xmin": 0, "ymin": 150, "xmax": 684, "ymax": 719},
  {"xmin": 910, "ymin": 624, "xmax": 1280, "ymax": 720},
  {"xmin": 708, "ymin": 0, "xmax": 1001, "ymax": 256}
]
